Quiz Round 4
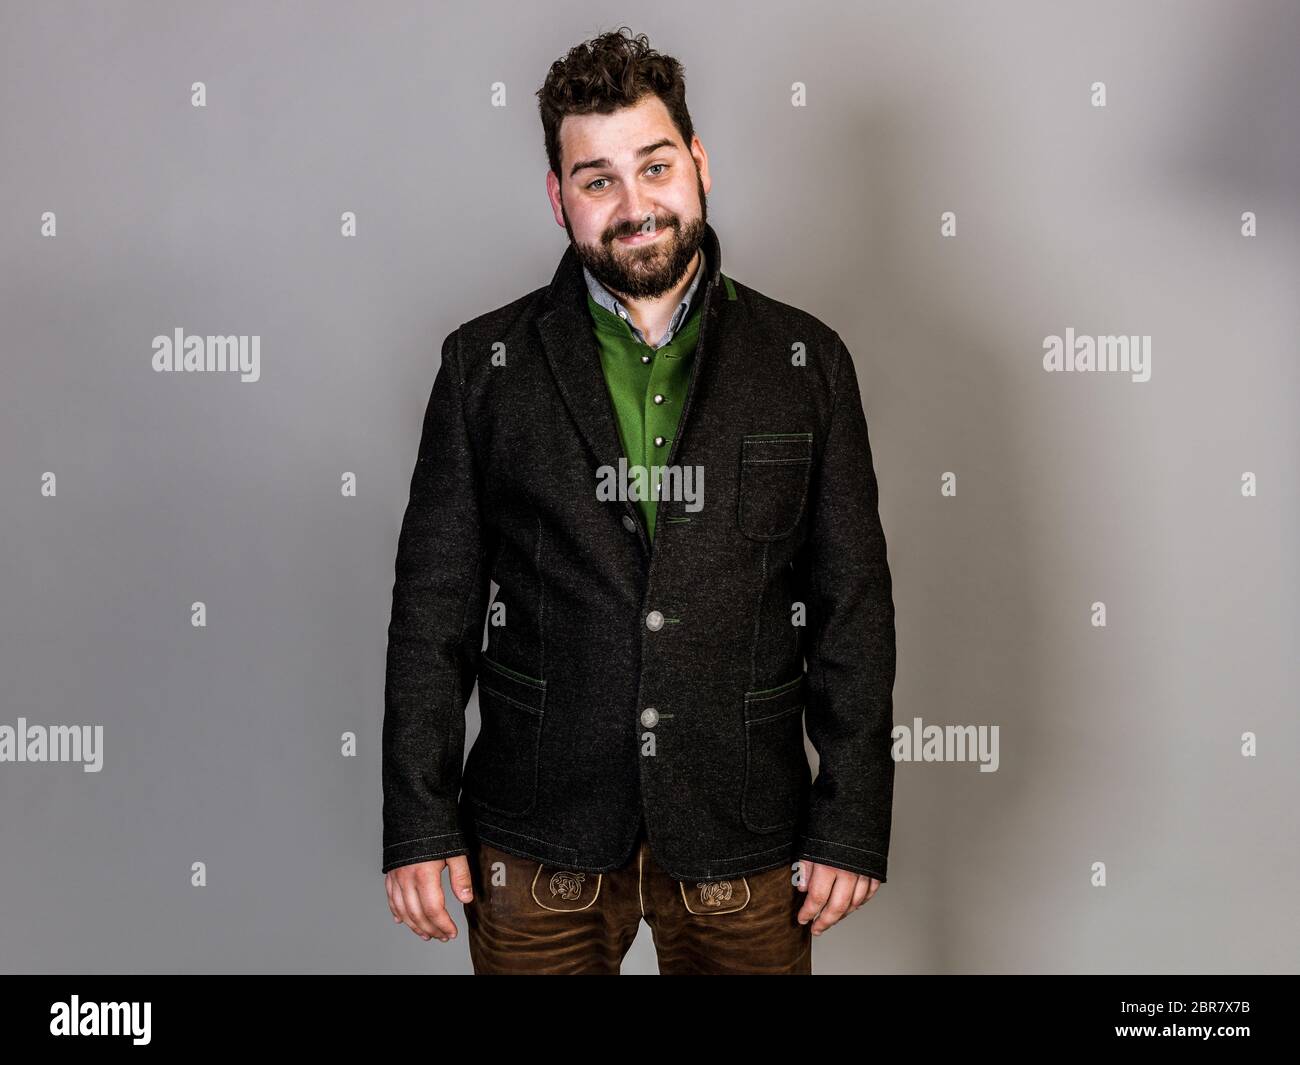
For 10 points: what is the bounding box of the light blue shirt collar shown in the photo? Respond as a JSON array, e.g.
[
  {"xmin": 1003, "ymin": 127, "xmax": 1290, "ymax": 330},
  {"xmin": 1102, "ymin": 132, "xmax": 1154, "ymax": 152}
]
[{"xmin": 582, "ymin": 249, "xmax": 706, "ymax": 349}]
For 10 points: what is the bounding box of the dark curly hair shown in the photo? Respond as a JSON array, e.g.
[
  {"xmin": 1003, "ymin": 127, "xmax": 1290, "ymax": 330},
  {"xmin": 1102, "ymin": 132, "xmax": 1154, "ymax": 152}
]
[{"xmin": 536, "ymin": 27, "xmax": 696, "ymax": 179}]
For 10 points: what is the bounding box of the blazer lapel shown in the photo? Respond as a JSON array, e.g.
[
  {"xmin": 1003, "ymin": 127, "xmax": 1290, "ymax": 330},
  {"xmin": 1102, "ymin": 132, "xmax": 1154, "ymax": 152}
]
[
  {"xmin": 538, "ymin": 223, "xmax": 725, "ymax": 483},
  {"xmin": 537, "ymin": 261, "xmax": 627, "ymax": 484}
]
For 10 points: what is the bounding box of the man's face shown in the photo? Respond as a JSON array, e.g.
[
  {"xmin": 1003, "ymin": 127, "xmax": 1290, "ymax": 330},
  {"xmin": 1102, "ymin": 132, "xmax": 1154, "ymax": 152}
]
[{"xmin": 547, "ymin": 94, "xmax": 711, "ymax": 300}]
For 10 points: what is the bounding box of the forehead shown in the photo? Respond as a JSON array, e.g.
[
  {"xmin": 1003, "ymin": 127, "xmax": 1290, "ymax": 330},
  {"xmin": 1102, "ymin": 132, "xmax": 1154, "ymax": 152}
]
[{"xmin": 558, "ymin": 94, "xmax": 679, "ymax": 170}]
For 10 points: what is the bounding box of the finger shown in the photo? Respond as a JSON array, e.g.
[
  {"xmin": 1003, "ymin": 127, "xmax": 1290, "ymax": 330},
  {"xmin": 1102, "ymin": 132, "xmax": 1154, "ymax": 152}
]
[
  {"xmin": 415, "ymin": 862, "xmax": 459, "ymax": 940},
  {"xmin": 850, "ymin": 875, "xmax": 871, "ymax": 910},
  {"xmin": 387, "ymin": 871, "xmax": 418, "ymax": 933},
  {"xmin": 446, "ymin": 854, "xmax": 475, "ymax": 906},
  {"xmin": 811, "ymin": 870, "xmax": 856, "ymax": 935},
  {"xmin": 796, "ymin": 862, "xmax": 834, "ymax": 926},
  {"xmin": 399, "ymin": 871, "xmax": 437, "ymax": 940},
  {"xmin": 791, "ymin": 858, "xmax": 811, "ymax": 892},
  {"xmin": 865, "ymin": 877, "xmax": 882, "ymax": 902},
  {"xmin": 385, "ymin": 872, "xmax": 403, "ymax": 922}
]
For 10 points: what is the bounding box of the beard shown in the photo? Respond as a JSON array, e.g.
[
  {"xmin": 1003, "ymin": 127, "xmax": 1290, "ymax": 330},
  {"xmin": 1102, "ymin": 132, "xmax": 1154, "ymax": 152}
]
[{"xmin": 563, "ymin": 172, "xmax": 709, "ymax": 301}]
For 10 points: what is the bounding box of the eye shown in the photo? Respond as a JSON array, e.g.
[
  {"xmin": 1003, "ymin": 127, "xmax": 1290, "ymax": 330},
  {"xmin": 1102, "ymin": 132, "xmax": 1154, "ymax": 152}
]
[
  {"xmin": 646, "ymin": 163, "xmax": 668, "ymax": 177},
  {"xmin": 587, "ymin": 177, "xmax": 610, "ymax": 191}
]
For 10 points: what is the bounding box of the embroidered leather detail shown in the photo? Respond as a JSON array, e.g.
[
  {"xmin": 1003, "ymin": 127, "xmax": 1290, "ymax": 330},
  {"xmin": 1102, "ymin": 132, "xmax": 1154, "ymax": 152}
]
[
  {"xmin": 549, "ymin": 870, "xmax": 586, "ymax": 900},
  {"xmin": 678, "ymin": 874, "xmax": 751, "ymax": 915},
  {"xmin": 530, "ymin": 864, "xmax": 602, "ymax": 911},
  {"xmin": 699, "ymin": 880, "xmax": 734, "ymax": 907}
]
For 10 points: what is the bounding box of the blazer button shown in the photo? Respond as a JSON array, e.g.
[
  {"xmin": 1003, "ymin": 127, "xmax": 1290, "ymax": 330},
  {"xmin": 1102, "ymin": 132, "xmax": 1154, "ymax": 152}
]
[
  {"xmin": 622, "ymin": 514, "xmax": 637, "ymax": 532},
  {"xmin": 640, "ymin": 354, "xmax": 651, "ymax": 364},
  {"xmin": 640, "ymin": 707, "xmax": 658, "ymax": 727},
  {"xmin": 645, "ymin": 610, "xmax": 664, "ymax": 631},
  {"xmin": 653, "ymin": 394, "xmax": 665, "ymax": 404},
  {"xmin": 653, "ymin": 435, "xmax": 665, "ymax": 447}
]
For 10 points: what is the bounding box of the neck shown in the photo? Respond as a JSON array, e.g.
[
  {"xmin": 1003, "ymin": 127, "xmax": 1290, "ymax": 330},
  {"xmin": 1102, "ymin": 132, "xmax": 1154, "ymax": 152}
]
[{"xmin": 608, "ymin": 249, "xmax": 703, "ymax": 348}]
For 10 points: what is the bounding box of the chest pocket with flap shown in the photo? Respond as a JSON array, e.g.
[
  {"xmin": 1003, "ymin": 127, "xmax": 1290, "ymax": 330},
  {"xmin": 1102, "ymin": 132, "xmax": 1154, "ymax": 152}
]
[{"xmin": 736, "ymin": 432, "xmax": 813, "ymax": 541}]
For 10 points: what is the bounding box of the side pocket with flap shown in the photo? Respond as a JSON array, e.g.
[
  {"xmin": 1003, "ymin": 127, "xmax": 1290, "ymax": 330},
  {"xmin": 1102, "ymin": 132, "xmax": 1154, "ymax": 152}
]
[
  {"xmin": 461, "ymin": 652, "xmax": 546, "ymax": 817},
  {"xmin": 741, "ymin": 671, "xmax": 812, "ymax": 833}
]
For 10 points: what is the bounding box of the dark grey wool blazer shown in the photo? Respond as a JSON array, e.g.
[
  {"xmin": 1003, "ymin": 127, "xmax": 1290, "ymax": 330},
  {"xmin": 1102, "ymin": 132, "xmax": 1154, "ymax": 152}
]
[{"xmin": 381, "ymin": 221, "xmax": 897, "ymax": 883}]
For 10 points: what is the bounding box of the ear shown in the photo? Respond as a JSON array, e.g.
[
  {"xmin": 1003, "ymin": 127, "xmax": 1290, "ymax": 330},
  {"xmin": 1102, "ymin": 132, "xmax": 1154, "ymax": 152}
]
[
  {"xmin": 690, "ymin": 135, "xmax": 712, "ymax": 197},
  {"xmin": 546, "ymin": 170, "xmax": 566, "ymax": 229}
]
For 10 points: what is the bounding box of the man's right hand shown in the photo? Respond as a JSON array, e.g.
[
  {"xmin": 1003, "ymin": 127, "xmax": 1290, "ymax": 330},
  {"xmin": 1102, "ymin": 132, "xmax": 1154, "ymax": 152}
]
[{"xmin": 385, "ymin": 856, "xmax": 475, "ymax": 942}]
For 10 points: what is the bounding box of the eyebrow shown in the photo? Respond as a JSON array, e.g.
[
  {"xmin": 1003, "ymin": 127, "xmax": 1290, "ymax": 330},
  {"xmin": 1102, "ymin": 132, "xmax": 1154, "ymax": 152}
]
[{"xmin": 569, "ymin": 138, "xmax": 678, "ymax": 179}]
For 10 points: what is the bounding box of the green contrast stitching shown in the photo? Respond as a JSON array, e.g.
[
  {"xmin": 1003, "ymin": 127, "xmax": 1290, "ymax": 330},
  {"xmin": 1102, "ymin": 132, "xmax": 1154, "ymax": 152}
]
[
  {"xmin": 746, "ymin": 672, "xmax": 805, "ymax": 698},
  {"xmin": 481, "ymin": 652, "xmax": 546, "ymax": 688},
  {"xmin": 478, "ymin": 681, "xmax": 545, "ymax": 716}
]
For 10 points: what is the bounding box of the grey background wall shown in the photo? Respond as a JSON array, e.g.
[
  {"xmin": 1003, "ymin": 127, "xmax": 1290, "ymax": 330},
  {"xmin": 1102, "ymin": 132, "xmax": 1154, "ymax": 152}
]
[{"xmin": 1, "ymin": 1, "xmax": 1296, "ymax": 974}]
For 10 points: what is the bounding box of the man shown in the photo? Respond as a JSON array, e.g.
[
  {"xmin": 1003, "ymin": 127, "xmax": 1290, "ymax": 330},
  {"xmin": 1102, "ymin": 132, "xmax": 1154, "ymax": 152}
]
[{"xmin": 381, "ymin": 28, "xmax": 896, "ymax": 975}]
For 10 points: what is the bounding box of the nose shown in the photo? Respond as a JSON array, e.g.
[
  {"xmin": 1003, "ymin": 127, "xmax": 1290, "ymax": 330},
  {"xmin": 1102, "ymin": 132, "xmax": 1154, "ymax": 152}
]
[{"xmin": 616, "ymin": 190, "xmax": 657, "ymax": 235}]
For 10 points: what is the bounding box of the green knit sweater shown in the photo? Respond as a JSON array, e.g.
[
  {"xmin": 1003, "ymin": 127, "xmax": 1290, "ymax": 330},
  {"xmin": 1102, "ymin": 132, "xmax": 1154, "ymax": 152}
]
[{"xmin": 586, "ymin": 288, "xmax": 706, "ymax": 541}]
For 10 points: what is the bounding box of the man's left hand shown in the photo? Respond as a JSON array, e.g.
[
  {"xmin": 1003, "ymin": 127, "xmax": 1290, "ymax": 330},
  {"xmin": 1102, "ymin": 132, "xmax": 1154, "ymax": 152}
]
[{"xmin": 794, "ymin": 859, "xmax": 881, "ymax": 934}]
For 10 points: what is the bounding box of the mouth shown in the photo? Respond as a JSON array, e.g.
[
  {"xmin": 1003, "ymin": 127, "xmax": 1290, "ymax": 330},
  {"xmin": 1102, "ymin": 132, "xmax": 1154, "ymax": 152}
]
[{"xmin": 616, "ymin": 227, "xmax": 667, "ymax": 246}]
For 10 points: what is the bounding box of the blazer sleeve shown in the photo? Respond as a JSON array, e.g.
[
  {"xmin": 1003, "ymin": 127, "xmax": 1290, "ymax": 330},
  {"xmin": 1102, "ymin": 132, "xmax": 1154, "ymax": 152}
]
[
  {"xmin": 796, "ymin": 333, "xmax": 897, "ymax": 882},
  {"xmin": 381, "ymin": 328, "xmax": 490, "ymax": 873}
]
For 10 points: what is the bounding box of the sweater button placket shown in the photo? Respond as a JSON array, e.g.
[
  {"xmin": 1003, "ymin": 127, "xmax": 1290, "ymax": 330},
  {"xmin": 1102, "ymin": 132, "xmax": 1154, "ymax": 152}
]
[{"xmin": 647, "ymin": 347, "xmax": 673, "ymax": 459}]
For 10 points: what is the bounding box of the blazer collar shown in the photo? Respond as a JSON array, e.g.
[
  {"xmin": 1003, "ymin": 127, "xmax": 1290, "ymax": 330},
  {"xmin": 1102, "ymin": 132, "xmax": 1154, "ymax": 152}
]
[{"xmin": 538, "ymin": 222, "xmax": 724, "ymax": 535}]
